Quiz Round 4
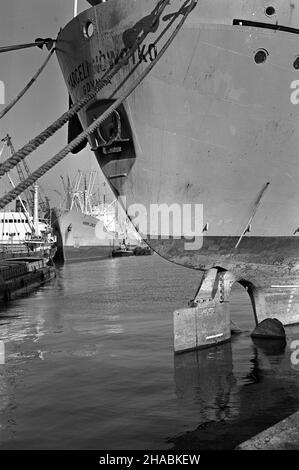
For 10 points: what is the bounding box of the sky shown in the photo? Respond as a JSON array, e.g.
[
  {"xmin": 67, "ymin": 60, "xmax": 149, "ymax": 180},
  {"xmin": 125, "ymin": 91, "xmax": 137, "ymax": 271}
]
[{"xmin": 0, "ymin": 0, "xmax": 107, "ymax": 208}]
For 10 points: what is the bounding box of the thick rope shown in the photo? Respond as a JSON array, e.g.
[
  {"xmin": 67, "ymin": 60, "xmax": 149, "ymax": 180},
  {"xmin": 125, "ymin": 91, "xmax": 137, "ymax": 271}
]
[
  {"xmin": 0, "ymin": 49, "xmax": 55, "ymax": 121},
  {"xmin": 0, "ymin": 0, "xmax": 197, "ymax": 210},
  {"xmin": 0, "ymin": 39, "xmax": 54, "ymax": 54},
  {"xmin": 0, "ymin": 0, "xmax": 170, "ymax": 178},
  {"xmin": 111, "ymin": 0, "xmax": 196, "ymax": 98}
]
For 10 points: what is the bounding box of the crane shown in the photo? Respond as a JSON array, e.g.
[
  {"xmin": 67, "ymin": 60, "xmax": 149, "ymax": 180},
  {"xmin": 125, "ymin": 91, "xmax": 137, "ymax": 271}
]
[{"xmin": 1, "ymin": 134, "xmax": 50, "ymax": 215}]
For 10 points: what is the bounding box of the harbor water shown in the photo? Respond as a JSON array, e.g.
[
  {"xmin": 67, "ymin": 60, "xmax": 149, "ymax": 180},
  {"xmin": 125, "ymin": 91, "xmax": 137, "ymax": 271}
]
[{"xmin": 0, "ymin": 255, "xmax": 298, "ymax": 450}]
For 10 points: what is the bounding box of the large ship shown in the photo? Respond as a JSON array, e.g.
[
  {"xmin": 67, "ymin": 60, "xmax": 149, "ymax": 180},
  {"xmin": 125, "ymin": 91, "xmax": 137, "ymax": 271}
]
[
  {"xmin": 52, "ymin": 171, "xmax": 114, "ymax": 262},
  {"xmin": 0, "ymin": 206, "xmax": 57, "ymax": 261},
  {"xmin": 56, "ymin": 0, "xmax": 299, "ymax": 347},
  {"xmin": 52, "ymin": 171, "xmax": 141, "ymax": 263},
  {"xmin": 0, "ymin": 135, "xmax": 57, "ymax": 261}
]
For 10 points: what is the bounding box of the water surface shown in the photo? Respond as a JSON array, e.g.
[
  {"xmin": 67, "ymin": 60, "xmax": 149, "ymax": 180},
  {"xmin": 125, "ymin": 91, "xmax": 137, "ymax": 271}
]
[{"xmin": 0, "ymin": 256, "xmax": 298, "ymax": 449}]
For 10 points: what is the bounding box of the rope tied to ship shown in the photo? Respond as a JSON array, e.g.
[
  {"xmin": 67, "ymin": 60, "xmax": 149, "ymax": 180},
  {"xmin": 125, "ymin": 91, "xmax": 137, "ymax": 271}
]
[
  {"xmin": 0, "ymin": 38, "xmax": 55, "ymax": 54},
  {"xmin": 0, "ymin": 0, "xmax": 197, "ymax": 209},
  {"xmin": 0, "ymin": 0, "xmax": 171, "ymax": 178}
]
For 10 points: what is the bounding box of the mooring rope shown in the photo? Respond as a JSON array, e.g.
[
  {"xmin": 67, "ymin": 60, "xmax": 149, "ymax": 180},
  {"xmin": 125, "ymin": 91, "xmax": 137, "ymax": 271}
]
[
  {"xmin": 0, "ymin": 49, "xmax": 55, "ymax": 121},
  {"xmin": 0, "ymin": 38, "xmax": 54, "ymax": 54},
  {"xmin": 0, "ymin": 0, "xmax": 197, "ymax": 209},
  {"xmin": 0, "ymin": 0, "xmax": 170, "ymax": 178}
]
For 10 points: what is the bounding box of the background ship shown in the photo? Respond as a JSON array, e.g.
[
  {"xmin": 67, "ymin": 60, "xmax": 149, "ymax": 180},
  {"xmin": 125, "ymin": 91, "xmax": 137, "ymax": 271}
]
[
  {"xmin": 0, "ymin": 134, "xmax": 56, "ymax": 261},
  {"xmin": 52, "ymin": 170, "xmax": 141, "ymax": 263}
]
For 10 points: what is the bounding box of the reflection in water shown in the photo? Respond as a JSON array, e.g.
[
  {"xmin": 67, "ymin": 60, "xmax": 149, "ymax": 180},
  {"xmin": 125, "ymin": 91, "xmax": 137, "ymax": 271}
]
[
  {"xmin": 174, "ymin": 343, "xmax": 236, "ymax": 423},
  {"xmin": 0, "ymin": 370, "xmax": 9, "ymax": 421},
  {"xmin": 247, "ymin": 338, "xmax": 287, "ymax": 383},
  {"xmin": 251, "ymin": 337, "xmax": 286, "ymax": 357},
  {"xmin": 0, "ymin": 257, "xmax": 298, "ymax": 449},
  {"xmin": 0, "ymin": 281, "xmax": 64, "ymax": 432},
  {"xmin": 169, "ymin": 332, "xmax": 299, "ymax": 450}
]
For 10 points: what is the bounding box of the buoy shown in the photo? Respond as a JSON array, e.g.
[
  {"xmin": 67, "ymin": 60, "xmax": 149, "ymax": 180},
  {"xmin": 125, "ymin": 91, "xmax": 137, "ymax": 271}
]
[{"xmin": 251, "ymin": 318, "xmax": 286, "ymax": 340}]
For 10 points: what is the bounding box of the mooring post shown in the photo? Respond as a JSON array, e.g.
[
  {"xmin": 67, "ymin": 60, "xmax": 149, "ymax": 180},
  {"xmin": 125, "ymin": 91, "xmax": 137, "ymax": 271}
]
[{"xmin": 173, "ymin": 269, "xmax": 236, "ymax": 353}]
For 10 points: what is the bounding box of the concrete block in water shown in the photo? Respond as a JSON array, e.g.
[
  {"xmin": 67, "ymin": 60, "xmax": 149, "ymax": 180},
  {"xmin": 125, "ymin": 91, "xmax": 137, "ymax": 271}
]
[
  {"xmin": 237, "ymin": 411, "xmax": 299, "ymax": 450},
  {"xmin": 173, "ymin": 299, "xmax": 231, "ymax": 353}
]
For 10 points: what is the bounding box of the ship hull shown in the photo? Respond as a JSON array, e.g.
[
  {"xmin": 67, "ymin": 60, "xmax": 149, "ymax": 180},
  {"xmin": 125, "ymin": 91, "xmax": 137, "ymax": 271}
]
[
  {"xmin": 56, "ymin": 1, "xmax": 299, "ymax": 267},
  {"xmin": 52, "ymin": 208, "xmax": 114, "ymax": 263},
  {"xmin": 62, "ymin": 245, "xmax": 112, "ymax": 263},
  {"xmin": 56, "ymin": 1, "xmax": 299, "ymax": 323}
]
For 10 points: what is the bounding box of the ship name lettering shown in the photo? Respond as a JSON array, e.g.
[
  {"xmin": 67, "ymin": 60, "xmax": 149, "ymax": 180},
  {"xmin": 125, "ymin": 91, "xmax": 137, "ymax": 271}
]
[
  {"xmin": 137, "ymin": 44, "xmax": 158, "ymax": 63},
  {"xmin": 68, "ymin": 43, "xmax": 158, "ymax": 93},
  {"xmin": 82, "ymin": 77, "xmax": 108, "ymax": 95},
  {"xmin": 138, "ymin": 45, "xmax": 148, "ymax": 62},
  {"xmin": 94, "ymin": 48, "xmax": 127, "ymax": 73},
  {"xmin": 67, "ymin": 62, "xmax": 90, "ymax": 89},
  {"xmin": 148, "ymin": 43, "xmax": 158, "ymax": 62},
  {"xmin": 95, "ymin": 43, "xmax": 158, "ymax": 69},
  {"xmin": 290, "ymin": 79, "xmax": 299, "ymax": 105}
]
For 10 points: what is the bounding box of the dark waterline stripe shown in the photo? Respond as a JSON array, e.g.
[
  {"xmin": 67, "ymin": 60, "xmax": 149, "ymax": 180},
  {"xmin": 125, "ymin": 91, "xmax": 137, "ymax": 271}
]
[{"xmin": 233, "ymin": 19, "xmax": 299, "ymax": 35}]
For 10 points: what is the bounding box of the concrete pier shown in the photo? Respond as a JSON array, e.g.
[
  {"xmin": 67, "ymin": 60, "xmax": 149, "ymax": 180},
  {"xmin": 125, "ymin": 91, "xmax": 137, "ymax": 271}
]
[
  {"xmin": 237, "ymin": 411, "xmax": 299, "ymax": 450},
  {"xmin": 0, "ymin": 257, "xmax": 55, "ymax": 301}
]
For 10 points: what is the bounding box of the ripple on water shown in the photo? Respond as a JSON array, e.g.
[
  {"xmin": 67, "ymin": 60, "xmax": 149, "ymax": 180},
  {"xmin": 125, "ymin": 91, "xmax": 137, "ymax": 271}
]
[{"xmin": 0, "ymin": 256, "xmax": 298, "ymax": 449}]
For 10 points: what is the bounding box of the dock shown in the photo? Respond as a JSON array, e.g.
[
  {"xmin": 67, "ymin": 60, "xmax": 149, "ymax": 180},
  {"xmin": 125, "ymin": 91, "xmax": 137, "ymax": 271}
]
[
  {"xmin": 0, "ymin": 257, "xmax": 55, "ymax": 301},
  {"xmin": 237, "ymin": 411, "xmax": 299, "ymax": 450}
]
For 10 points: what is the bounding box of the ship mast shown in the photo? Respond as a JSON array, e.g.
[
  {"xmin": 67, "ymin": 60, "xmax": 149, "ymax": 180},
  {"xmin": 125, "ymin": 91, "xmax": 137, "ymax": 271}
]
[
  {"xmin": 2, "ymin": 134, "xmax": 34, "ymax": 212},
  {"xmin": 1, "ymin": 134, "xmax": 49, "ymax": 215},
  {"xmin": 0, "ymin": 138, "xmax": 35, "ymax": 231},
  {"xmin": 33, "ymin": 184, "xmax": 40, "ymax": 236}
]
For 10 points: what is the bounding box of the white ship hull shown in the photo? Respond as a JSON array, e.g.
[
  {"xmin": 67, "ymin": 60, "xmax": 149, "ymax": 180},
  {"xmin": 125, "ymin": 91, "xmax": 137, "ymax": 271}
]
[{"xmin": 52, "ymin": 208, "xmax": 114, "ymax": 263}]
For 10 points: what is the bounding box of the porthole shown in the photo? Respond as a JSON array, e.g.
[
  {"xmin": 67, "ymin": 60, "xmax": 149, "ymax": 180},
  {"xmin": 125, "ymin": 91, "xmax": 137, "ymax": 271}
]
[
  {"xmin": 83, "ymin": 21, "xmax": 94, "ymax": 39},
  {"xmin": 254, "ymin": 49, "xmax": 269, "ymax": 64},
  {"xmin": 265, "ymin": 6, "xmax": 276, "ymax": 16}
]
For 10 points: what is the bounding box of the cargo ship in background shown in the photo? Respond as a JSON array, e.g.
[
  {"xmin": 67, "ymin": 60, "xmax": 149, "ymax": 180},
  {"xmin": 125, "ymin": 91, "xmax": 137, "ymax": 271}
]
[
  {"xmin": 52, "ymin": 170, "xmax": 142, "ymax": 263},
  {"xmin": 56, "ymin": 0, "xmax": 299, "ymax": 326},
  {"xmin": 0, "ymin": 203, "xmax": 57, "ymax": 261},
  {"xmin": 0, "ymin": 135, "xmax": 57, "ymax": 261}
]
